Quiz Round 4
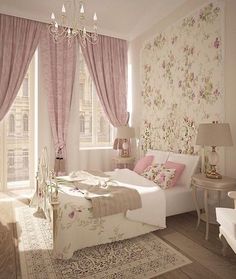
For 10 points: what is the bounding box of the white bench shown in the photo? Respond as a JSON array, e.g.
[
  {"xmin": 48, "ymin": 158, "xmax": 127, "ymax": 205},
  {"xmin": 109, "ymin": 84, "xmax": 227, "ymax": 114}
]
[{"xmin": 216, "ymin": 191, "xmax": 236, "ymax": 255}]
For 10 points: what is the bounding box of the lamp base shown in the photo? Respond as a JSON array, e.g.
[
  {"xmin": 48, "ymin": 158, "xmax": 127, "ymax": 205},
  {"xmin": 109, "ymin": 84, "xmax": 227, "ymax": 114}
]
[{"xmin": 206, "ymin": 165, "xmax": 222, "ymax": 179}]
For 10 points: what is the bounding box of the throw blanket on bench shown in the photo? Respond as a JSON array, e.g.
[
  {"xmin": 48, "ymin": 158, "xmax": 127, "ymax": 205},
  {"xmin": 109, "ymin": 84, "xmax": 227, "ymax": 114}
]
[{"xmin": 74, "ymin": 182, "xmax": 142, "ymax": 218}]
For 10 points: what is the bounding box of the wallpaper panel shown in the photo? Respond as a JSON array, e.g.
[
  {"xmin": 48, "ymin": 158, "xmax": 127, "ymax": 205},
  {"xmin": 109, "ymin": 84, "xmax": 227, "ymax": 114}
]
[{"xmin": 140, "ymin": 1, "xmax": 224, "ymax": 154}]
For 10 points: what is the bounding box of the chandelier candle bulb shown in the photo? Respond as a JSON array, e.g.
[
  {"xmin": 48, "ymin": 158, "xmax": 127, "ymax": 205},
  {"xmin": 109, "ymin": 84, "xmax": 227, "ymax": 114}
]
[
  {"xmin": 80, "ymin": 4, "xmax": 84, "ymax": 14},
  {"xmin": 51, "ymin": 13, "xmax": 55, "ymax": 20},
  {"xmin": 93, "ymin": 13, "xmax": 97, "ymax": 21},
  {"xmin": 62, "ymin": 4, "xmax": 66, "ymax": 13}
]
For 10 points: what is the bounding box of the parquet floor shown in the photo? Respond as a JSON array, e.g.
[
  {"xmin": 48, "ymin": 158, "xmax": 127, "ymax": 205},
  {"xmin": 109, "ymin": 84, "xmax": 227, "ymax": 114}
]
[{"xmin": 0, "ymin": 191, "xmax": 236, "ymax": 279}]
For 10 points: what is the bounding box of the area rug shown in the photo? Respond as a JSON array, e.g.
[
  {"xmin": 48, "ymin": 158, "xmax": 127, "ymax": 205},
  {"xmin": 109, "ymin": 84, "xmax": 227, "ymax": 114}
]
[{"xmin": 15, "ymin": 206, "xmax": 191, "ymax": 279}]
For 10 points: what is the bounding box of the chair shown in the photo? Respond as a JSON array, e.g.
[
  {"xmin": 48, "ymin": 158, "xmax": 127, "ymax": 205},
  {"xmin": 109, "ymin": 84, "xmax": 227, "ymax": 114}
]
[{"xmin": 216, "ymin": 191, "xmax": 236, "ymax": 255}]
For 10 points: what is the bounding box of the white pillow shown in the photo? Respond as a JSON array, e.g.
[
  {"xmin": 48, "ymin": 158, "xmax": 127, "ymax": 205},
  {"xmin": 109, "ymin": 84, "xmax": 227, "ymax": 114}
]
[
  {"xmin": 167, "ymin": 152, "xmax": 200, "ymax": 187},
  {"xmin": 146, "ymin": 149, "xmax": 170, "ymax": 164}
]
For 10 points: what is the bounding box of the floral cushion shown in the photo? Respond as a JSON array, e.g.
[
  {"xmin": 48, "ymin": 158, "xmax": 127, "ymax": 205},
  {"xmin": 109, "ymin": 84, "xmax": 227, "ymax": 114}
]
[{"xmin": 142, "ymin": 164, "xmax": 176, "ymax": 189}]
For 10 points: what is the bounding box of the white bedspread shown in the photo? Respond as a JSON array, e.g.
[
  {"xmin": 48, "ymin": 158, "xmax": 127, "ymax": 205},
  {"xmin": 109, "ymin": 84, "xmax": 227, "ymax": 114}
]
[{"xmin": 108, "ymin": 169, "xmax": 166, "ymax": 227}]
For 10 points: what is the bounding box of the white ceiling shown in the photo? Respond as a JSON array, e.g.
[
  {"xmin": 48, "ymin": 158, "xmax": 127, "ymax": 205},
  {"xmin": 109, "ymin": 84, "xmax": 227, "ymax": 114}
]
[{"xmin": 0, "ymin": 0, "xmax": 187, "ymax": 40}]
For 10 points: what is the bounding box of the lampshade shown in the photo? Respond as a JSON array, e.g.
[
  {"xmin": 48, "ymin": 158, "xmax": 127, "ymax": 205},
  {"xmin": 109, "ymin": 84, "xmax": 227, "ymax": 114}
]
[
  {"xmin": 196, "ymin": 123, "xmax": 233, "ymax": 147},
  {"xmin": 116, "ymin": 126, "xmax": 135, "ymax": 139}
]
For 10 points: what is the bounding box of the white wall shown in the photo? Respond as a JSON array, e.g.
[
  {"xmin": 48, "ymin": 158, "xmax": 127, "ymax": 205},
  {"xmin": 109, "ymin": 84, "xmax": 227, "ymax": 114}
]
[
  {"xmin": 130, "ymin": 0, "xmax": 236, "ymax": 178},
  {"xmin": 224, "ymin": 0, "xmax": 236, "ymax": 178}
]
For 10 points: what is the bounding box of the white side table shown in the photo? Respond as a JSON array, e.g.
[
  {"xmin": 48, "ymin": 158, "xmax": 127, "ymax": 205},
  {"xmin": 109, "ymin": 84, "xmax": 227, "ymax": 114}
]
[
  {"xmin": 112, "ymin": 156, "xmax": 135, "ymax": 169},
  {"xmin": 192, "ymin": 173, "xmax": 236, "ymax": 240}
]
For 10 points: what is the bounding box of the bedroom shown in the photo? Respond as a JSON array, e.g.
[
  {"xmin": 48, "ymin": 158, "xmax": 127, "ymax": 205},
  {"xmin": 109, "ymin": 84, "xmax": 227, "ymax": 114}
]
[{"xmin": 0, "ymin": 0, "xmax": 236, "ymax": 278}]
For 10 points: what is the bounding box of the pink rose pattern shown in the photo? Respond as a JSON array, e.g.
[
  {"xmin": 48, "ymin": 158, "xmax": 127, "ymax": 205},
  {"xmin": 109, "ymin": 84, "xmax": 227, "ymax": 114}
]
[
  {"xmin": 140, "ymin": 2, "xmax": 224, "ymax": 153},
  {"xmin": 142, "ymin": 164, "xmax": 176, "ymax": 189}
]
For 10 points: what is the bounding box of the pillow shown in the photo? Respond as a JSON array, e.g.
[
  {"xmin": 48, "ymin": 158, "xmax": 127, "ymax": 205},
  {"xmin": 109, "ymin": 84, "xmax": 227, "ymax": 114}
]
[
  {"xmin": 141, "ymin": 164, "xmax": 176, "ymax": 189},
  {"xmin": 164, "ymin": 161, "xmax": 185, "ymax": 187},
  {"xmin": 146, "ymin": 149, "xmax": 169, "ymax": 164},
  {"xmin": 133, "ymin": 155, "xmax": 154, "ymax": 174},
  {"xmin": 167, "ymin": 153, "xmax": 200, "ymax": 187}
]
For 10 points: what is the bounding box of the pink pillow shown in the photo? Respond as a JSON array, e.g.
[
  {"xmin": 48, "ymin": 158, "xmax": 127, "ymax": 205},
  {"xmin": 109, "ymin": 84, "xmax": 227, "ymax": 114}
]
[
  {"xmin": 134, "ymin": 155, "xmax": 154, "ymax": 174},
  {"xmin": 164, "ymin": 161, "xmax": 185, "ymax": 187}
]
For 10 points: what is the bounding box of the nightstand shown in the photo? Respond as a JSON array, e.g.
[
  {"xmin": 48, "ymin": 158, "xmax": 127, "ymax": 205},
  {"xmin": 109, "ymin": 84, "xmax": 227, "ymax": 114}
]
[
  {"xmin": 112, "ymin": 156, "xmax": 135, "ymax": 169},
  {"xmin": 192, "ymin": 173, "xmax": 236, "ymax": 240}
]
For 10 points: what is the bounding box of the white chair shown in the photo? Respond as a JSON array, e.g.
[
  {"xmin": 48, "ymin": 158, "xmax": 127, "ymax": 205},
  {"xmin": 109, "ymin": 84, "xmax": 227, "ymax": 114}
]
[{"xmin": 216, "ymin": 191, "xmax": 236, "ymax": 255}]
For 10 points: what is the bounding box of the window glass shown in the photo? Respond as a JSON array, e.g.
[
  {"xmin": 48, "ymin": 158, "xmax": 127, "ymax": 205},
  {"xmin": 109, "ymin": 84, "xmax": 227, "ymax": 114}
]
[
  {"xmin": 5, "ymin": 70, "xmax": 31, "ymax": 184},
  {"xmin": 23, "ymin": 114, "xmax": 28, "ymax": 132},
  {"xmin": 8, "ymin": 114, "xmax": 15, "ymax": 135}
]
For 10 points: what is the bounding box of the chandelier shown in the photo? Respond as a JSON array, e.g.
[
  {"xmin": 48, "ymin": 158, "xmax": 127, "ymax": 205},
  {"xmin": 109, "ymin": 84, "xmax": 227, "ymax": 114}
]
[{"xmin": 49, "ymin": 0, "xmax": 98, "ymax": 47}]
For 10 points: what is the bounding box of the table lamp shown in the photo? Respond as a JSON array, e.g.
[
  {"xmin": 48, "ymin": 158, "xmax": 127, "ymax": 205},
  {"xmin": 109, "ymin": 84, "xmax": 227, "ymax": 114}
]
[
  {"xmin": 116, "ymin": 126, "xmax": 135, "ymax": 157},
  {"xmin": 196, "ymin": 122, "xmax": 233, "ymax": 179}
]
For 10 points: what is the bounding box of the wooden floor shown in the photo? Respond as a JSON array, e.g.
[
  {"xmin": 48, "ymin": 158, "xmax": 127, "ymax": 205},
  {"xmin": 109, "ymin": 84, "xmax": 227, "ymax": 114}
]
[{"xmin": 0, "ymin": 191, "xmax": 236, "ymax": 279}]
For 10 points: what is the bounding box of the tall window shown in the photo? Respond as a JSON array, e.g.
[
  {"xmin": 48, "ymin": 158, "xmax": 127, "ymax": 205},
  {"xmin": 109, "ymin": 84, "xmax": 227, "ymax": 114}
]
[
  {"xmin": 1, "ymin": 61, "xmax": 35, "ymax": 187},
  {"xmin": 23, "ymin": 114, "xmax": 28, "ymax": 132},
  {"xmin": 0, "ymin": 53, "xmax": 36, "ymax": 190},
  {"xmin": 8, "ymin": 114, "xmax": 15, "ymax": 135},
  {"xmin": 79, "ymin": 48, "xmax": 113, "ymax": 147}
]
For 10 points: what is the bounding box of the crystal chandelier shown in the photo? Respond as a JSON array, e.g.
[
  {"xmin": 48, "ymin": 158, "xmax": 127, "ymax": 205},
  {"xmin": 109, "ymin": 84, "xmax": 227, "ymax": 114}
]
[{"xmin": 49, "ymin": 0, "xmax": 98, "ymax": 47}]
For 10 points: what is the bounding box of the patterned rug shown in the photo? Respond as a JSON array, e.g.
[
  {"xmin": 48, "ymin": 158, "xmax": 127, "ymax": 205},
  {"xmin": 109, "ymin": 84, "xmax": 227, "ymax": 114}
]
[{"xmin": 15, "ymin": 206, "xmax": 191, "ymax": 279}]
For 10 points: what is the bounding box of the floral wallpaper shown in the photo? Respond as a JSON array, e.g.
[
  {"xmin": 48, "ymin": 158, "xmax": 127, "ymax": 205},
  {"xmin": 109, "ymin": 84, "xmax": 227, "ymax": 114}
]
[{"xmin": 140, "ymin": 1, "xmax": 224, "ymax": 154}]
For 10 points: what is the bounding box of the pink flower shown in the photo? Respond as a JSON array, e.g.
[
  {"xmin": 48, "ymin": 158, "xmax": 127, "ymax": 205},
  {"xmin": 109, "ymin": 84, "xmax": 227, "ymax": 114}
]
[
  {"xmin": 214, "ymin": 37, "xmax": 220, "ymax": 48},
  {"xmin": 68, "ymin": 211, "xmax": 75, "ymax": 218}
]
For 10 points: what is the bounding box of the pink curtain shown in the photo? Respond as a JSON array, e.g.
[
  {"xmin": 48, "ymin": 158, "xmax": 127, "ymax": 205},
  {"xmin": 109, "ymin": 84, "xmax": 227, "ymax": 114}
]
[
  {"xmin": 0, "ymin": 14, "xmax": 44, "ymax": 121},
  {"xmin": 78, "ymin": 34, "xmax": 129, "ymax": 128},
  {"xmin": 39, "ymin": 29, "xmax": 76, "ymax": 175}
]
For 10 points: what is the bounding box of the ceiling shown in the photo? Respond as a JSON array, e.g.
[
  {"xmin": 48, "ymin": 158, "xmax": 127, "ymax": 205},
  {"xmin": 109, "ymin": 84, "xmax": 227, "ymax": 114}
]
[{"xmin": 0, "ymin": 0, "xmax": 187, "ymax": 40}]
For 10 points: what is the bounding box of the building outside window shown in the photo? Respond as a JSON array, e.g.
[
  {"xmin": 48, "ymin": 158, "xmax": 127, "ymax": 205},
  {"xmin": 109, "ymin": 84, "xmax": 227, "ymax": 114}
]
[
  {"xmin": 23, "ymin": 149, "xmax": 29, "ymax": 168},
  {"xmin": 8, "ymin": 149, "xmax": 14, "ymax": 170},
  {"xmin": 2, "ymin": 67, "xmax": 33, "ymax": 186},
  {"xmin": 23, "ymin": 114, "xmax": 28, "ymax": 132},
  {"xmin": 8, "ymin": 114, "xmax": 15, "ymax": 135}
]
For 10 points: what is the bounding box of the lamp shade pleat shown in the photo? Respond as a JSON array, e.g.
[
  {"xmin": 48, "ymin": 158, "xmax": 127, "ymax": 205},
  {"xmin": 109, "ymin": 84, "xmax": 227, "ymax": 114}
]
[{"xmin": 196, "ymin": 123, "xmax": 233, "ymax": 146}]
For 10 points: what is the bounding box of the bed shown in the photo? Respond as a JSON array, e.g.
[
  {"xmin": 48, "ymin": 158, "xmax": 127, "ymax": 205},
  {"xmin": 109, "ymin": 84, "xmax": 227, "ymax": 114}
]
[{"xmin": 32, "ymin": 147, "xmax": 202, "ymax": 259}]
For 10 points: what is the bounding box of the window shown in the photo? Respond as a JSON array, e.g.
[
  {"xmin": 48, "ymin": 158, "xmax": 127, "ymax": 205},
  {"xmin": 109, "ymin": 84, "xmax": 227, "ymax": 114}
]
[
  {"xmin": 100, "ymin": 117, "xmax": 105, "ymax": 133},
  {"xmin": 8, "ymin": 114, "xmax": 15, "ymax": 135},
  {"xmin": 79, "ymin": 83, "xmax": 85, "ymax": 101},
  {"xmin": 89, "ymin": 115, "xmax": 92, "ymax": 134},
  {"xmin": 23, "ymin": 149, "xmax": 29, "ymax": 168},
  {"xmin": 23, "ymin": 114, "xmax": 28, "ymax": 132},
  {"xmin": 80, "ymin": 113, "xmax": 85, "ymax": 133},
  {"xmin": 8, "ymin": 149, "xmax": 14, "ymax": 168},
  {"xmin": 79, "ymin": 48, "xmax": 113, "ymax": 147},
  {"xmin": 22, "ymin": 77, "xmax": 29, "ymax": 97},
  {"xmin": 1, "ymin": 56, "xmax": 36, "ymax": 189}
]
